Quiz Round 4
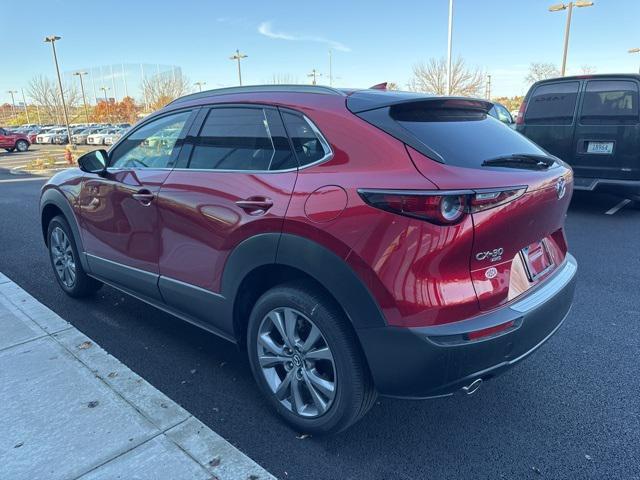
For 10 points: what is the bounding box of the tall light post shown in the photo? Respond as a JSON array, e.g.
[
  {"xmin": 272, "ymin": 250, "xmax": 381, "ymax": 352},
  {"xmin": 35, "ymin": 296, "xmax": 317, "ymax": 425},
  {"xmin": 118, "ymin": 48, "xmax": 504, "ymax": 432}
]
[
  {"xmin": 100, "ymin": 87, "xmax": 111, "ymax": 123},
  {"xmin": 230, "ymin": 49, "xmax": 248, "ymax": 86},
  {"xmin": 194, "ymin": 81, "xmax": 206, "ymax": 92},
  {"xmin": 549, "ymin": 2, "xmax": 594, "ymax": 76},
  {"xmin": 7, "ymin": 90, "xmax": 17, "ymax": 118},
  {"xmin": 328, "ymin": 49, "xmax": 333, "ymax": 87},
  {"xmin": 486, "ymin": 74, "xmax": 492, "ymax": 100},
  {"xmin": 307, "ymin": 69, "xmax": 322, "ymax": 85},
  {"xmin": 73, "ymin": 71, "xmax": 90, "ymax": 124},
  {"xmin": 447, "ymin": 0, "xmax": 454, "ymax": 95},
  {"xmin": 44, "ymin": 35, "xmax": 73, "ymax": 146},
  {"xmin": 20, "ymin": 89, "xmax": 30, "ymax": 124},
  {"xmin": 629, "ymin": 48, "xmax": 640, "ymax": 74}
]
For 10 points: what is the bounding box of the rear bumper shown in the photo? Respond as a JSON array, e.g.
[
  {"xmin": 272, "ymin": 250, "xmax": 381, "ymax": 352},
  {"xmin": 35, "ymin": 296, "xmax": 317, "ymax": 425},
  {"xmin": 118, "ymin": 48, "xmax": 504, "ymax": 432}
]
[
  {"xmin": 357, "ymin": 254, "xmax": 577, "ymax": 398},
  {"xmin": 573, "ymin": 177, "xmax": 640, "ymax": 197}
]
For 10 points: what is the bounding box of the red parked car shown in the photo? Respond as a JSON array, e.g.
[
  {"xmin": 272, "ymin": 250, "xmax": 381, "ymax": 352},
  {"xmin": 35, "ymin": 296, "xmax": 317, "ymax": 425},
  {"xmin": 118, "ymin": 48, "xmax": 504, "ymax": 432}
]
[
  {"xmin": 0, "ymin": 127, "xmax": 30, "ymax": 152},
  {"xmin": 40, "ymin": 86, "xmax": 577, "ymax": 434}
]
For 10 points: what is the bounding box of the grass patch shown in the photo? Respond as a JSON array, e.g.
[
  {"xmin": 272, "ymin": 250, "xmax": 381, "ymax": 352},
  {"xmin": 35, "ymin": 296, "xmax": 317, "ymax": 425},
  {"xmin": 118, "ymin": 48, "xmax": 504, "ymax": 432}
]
[{"xmin": 26, "ymin": 156, "xmax": 58, "ymax": 171}]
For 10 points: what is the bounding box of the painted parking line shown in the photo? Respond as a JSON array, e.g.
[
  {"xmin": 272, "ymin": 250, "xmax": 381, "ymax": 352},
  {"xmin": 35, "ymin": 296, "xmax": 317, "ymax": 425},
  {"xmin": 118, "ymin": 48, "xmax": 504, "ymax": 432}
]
[
  {"xmin": 605, "ymin": 199, "xmax": 632, "ymax": 215},
  {"xmin": 0, "ymin": 177, "xmax": 48, "ymax": 183}
]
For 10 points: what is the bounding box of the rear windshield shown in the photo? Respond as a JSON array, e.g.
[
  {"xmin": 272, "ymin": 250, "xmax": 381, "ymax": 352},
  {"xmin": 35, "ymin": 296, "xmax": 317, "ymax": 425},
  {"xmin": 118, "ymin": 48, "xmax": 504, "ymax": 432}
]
[
  {"xmin": 389, "ymin": 106, "xmax": 546, "ymax": 168},
  {"xmin": 580, "ymin": 80, "xmax": 639, "ymax": 124},
  {"xmin": 525, "ymin": 82, "xmax": 579, "ymax": 125}
]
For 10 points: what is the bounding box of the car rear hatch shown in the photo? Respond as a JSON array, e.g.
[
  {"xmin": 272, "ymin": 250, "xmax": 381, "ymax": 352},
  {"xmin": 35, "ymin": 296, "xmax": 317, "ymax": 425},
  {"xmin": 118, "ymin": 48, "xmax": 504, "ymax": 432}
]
[
  {"xmin": 349, "ymin": 92, "xmax": 573, "ymax": 311},
  {"xmin": 572, "ymin": 78, "xmax": 640, "ymax": 181}
]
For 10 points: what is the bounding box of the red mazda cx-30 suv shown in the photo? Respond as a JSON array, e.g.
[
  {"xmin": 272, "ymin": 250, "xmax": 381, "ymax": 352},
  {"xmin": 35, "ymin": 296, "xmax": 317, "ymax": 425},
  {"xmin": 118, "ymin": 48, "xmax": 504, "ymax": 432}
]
[{"xmin": 40, "ymin": 86, "xmax": 577, "ymax": 434}]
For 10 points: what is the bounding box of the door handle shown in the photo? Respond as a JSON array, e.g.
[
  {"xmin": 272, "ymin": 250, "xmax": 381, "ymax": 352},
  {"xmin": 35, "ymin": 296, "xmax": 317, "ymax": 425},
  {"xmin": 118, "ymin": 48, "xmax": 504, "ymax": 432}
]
[
  {"xmin": 235, "ymin": 197, "xmax": 274, "ymax": 213},
  {"xmin": 132, "ymin": 189, "xmax": 155, "ymax": 206}
]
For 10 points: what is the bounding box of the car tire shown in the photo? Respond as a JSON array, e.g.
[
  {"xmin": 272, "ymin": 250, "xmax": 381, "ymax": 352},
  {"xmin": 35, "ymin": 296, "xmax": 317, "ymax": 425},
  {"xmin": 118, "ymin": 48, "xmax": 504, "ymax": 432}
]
[
  {"xmin": 47, "ymin": 215, "xmax": 102, "ymax": 297},
  {"xmin": 15, "ymin": 140, "xmax": 29, "ymax": 152},
  {"xmin": 247, "ymin": 281, "xmax": 377, "ymax": 435}
]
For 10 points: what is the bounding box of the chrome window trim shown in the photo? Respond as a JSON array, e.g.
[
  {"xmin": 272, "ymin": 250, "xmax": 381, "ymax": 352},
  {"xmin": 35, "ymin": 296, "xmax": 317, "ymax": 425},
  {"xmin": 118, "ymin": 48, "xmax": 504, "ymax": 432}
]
[{"xmin": 175, "ymin": 110, "xmax": 334, "ymax": 174}]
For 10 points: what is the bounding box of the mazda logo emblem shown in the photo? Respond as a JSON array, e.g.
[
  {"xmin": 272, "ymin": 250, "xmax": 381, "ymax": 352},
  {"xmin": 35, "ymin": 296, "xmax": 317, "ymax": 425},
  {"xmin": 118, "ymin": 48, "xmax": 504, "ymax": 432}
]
[{"xmin": 556, "ymin": 177, "xmax": 566, "ymax": 199}]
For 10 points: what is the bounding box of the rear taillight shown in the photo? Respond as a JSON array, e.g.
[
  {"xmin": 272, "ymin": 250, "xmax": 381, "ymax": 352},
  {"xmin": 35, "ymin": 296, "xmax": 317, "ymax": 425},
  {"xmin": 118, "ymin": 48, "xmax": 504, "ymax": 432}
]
[
  {"xmin": 468, "ymin": 187, "xmax": 526, "ymax": 212},
  {"xmin": 358, "ymin": 187, "xmax": 526, "ymax": 225},
  {"xmin": 515, "ymin": 100, "xmax": 527, "ymax": 125}
]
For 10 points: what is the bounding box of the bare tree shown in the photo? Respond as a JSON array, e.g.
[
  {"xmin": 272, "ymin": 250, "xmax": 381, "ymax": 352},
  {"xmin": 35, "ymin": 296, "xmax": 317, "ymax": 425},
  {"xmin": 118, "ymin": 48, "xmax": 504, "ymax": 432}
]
[
  {"xmin": 27, "ymin": 75, "xmax": 81, "ymax": 124},
  {"xmin": 580, "ymin": 64, "xmax": 597, "ymax": 75},
  {"xmin": 525, "ymin": 62, "xmax": 560, "ymax": 84},
  {"xmin": 268, "ymin": 73, "xmax": 300, "ymax": 84},
  {"xmin": 408, "ymin": 57, "xmax": 484, "ymax": 97},
  {"xmin": 386, "ymin": 82, "xmax": 400, "ymax": 91},
  {"xmin": 142, "ymin": 70, "xmax": 191, "ymax": 110}
]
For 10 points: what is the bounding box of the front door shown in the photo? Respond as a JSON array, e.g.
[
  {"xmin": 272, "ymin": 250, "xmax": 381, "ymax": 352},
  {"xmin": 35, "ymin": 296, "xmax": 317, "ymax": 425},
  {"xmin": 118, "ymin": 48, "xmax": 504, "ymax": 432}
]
[
  {"xmin": 77, "ymin": 109, "xmax": 195, "ymax": 300},
  {"xmin": 157, "ymin": 105, "xmax": 299, "ymax": 332}
]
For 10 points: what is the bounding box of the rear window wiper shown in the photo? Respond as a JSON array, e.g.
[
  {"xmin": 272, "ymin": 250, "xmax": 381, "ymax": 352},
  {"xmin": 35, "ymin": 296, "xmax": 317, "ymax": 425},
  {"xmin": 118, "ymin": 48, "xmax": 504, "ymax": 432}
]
[{"xmin": 481, "ymin": 154, "xmax": 556, "ymax": 170}]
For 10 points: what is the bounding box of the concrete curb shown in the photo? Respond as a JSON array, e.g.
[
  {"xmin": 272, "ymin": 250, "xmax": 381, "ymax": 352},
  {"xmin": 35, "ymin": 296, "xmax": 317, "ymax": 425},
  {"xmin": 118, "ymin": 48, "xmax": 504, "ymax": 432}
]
[
  {"xmin": 9, "ymin": 165, "xmax": 70, "ymax": 176},
  {"xmin": 0, "ymin": 271, "xmax": 275, "ymax": 480}
]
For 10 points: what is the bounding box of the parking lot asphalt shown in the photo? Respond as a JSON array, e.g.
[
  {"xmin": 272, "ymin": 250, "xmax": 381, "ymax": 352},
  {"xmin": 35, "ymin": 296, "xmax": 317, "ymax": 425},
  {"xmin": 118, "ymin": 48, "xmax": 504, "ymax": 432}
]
[{"xmin": 0, "ymin": 163, "xmax": 638, "ymax": 479}]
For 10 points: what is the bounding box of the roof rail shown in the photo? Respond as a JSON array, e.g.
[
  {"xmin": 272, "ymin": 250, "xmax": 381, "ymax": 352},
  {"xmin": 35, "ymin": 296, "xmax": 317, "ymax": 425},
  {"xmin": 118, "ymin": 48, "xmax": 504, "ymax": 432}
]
[{"xmin": 168, "ymin": 84, "xmax": 346, "ymax": 106}]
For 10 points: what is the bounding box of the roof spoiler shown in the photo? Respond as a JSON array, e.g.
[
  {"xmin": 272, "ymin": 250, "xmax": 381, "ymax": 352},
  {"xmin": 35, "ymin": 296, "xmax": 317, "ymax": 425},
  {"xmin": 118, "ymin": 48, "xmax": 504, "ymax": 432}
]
[{"xmin": 347, "ymin": 92, "xmax": 493, "ymax": 114}]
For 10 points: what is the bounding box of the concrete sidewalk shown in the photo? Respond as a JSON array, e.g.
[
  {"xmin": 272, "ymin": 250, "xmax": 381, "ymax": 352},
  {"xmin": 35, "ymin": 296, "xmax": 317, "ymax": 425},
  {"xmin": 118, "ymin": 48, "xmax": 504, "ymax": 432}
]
[{"xmin": 0, "ymin": 272, "xmax": 275, "ymax": 480}]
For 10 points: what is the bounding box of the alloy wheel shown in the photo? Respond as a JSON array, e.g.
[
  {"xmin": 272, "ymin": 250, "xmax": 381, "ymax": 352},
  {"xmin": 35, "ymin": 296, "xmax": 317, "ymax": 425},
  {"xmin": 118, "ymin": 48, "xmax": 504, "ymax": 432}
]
[
  {"xmin": 50, "ymin": 227, "xmax": 76, "ymax": 288},
  {"xmin": 257, "ymin": 307, "xmax": 337, "ymax": 418},
  {"xmin": 16, "ymin": 140, "xmax": 28, "ymax": 152}
]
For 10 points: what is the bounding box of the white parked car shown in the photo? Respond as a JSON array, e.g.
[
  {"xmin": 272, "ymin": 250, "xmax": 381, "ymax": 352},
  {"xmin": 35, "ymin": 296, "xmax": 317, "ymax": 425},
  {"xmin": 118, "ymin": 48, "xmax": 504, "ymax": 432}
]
[
  {"xmin": 104, "ymin": 128, "xmax": 126, "ymax": 146},
  {"xmin": 36, "ymin": 127, "xmax": 66, "ymax": 144},
  {"xmin": 86, "ymin": 128, "xmax": 118, "ymax": 146}
]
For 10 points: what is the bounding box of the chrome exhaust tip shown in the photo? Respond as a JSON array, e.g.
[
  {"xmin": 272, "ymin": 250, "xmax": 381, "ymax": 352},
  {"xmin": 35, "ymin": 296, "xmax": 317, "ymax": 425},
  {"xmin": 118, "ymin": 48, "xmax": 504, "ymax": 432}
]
[{"xmin": 462, "ymin": 378, "xmax": 483, "ymax": 395}]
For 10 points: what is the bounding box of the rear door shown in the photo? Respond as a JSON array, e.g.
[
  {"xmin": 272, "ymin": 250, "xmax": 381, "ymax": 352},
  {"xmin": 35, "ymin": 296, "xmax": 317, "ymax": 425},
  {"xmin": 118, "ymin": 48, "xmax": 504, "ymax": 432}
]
[
  {"xmin": 521, "ymin": 80, "xmax": 580, "ymax": 162},
  {"xmin": 157, "ymin": 105, "xmax": 298, "ymax": 332},
  {"xmin": 572, "ymin": 79, "xmax": 640, "ymax": 180}
]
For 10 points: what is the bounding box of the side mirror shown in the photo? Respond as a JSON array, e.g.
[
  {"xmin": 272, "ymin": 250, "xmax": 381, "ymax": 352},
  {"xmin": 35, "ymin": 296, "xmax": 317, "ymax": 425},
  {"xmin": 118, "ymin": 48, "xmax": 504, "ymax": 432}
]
[{"xmin": 78, "ymin": 149, "xmax": 108, "ymax": 175}]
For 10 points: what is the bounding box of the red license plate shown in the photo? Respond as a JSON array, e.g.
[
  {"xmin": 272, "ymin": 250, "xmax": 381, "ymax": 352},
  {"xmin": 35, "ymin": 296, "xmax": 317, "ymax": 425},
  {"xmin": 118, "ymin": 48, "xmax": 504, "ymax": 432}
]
[{"xmin": 521, "ymin": 240, "xmax": 554, "ymax": 281}]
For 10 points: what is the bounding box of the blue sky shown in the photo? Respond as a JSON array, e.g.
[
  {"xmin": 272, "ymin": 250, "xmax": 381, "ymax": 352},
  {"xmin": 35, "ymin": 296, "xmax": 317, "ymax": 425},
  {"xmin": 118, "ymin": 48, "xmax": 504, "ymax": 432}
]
[{"xmin": 1, "ymin": 0, "xmax": 639, "ymax": 105}]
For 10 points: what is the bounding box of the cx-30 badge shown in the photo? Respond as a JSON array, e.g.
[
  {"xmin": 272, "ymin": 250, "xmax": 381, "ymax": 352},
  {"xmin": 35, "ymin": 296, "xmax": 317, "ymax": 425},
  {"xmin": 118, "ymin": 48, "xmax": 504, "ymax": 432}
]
[
  {"xmin": 475, "ymin": 248, "xmax": 504, "ymax": 262},
  {"xmin": 556, "ymin": 177, "xmax": 566, "ymax": 199}
]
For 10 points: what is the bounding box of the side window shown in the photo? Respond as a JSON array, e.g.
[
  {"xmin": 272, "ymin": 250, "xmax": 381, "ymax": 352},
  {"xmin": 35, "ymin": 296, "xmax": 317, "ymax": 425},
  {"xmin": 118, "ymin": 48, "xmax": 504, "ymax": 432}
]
[
  {"xmin": 188, "ymin": 107, "xmax": 296, "ymax": 171},
  {"xmin": 281, "ymin": 112, "xmax": 331, "ymax": 167},
  {"xmin": 524, "ymin": 81, "xmax": 579, "ymax": 125},
  {"xmin": 580, "ymin": 80, "xmax": 639, "ymax": 124},
  {"xmin": 109, "ymin": 110, "xmax": 191, "ymax": 169},
  {"xmin": 495, "ymin": 105, "xmax": 513, "ymax": 123}
]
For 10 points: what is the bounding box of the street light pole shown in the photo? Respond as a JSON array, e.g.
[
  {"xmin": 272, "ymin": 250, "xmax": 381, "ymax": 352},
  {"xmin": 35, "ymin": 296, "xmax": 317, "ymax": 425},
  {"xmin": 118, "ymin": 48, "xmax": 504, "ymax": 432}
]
[
  {"xmin": 20, "ymin": 89, "xmax": 30, "ymax": 124},
  {"xmin": 73, "ymin": 72, "xmax": 90, "ymax": 124},
  {"xmin": 100, "ymin": 87, "xmax": 111, "ymax": 123},
  {"xmin": 307, "ymin": 69, "xmax": 321, "ymax": 85},
  {"xmin": 549, "ymin": 2, "xmax": 594, "ymax": 76},
  {"xmin": 486, "ymin": 75, "xmax": 492, "ymax": 100},
  {"xmin": 629, "ymin": 48, "xmax": 640, "ymax": 74},
  {"xmin": 560, "ymin": 2, "xmax": 573, "ymax": 76},
  {"xmin": 230, "ymin": 49, "xmax": 248, "ymax": 86},
  {"xmin": 447, "ymin": 0, "xmax": 454, "ymax": 95},
  {"xmin": 44, "ymin": 35, "xmax": 73, "ymax": 146},
  {"xmin": 194, "ymin": 81, "xmax": 206, "ymax": 92},
  {"xmin": 7, "ymin": 90, "xmax": 17, "ymax": 119},
  {"xmin": 328, "ymin": 49, "xmax": 333, "ymax": 87}
]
